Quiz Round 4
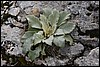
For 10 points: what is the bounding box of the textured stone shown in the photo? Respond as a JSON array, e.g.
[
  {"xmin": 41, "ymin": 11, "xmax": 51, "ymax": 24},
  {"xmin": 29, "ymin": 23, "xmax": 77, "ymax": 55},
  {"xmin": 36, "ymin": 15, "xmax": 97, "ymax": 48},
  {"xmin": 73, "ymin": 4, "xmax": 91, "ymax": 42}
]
[
  {"xmin": 74, "ymin": 47, "xmax": 99, "ymax": 66},
  {"xmin": 24, "ymin": 7, "xmax": 32, "ymax": 14},
  {"xmin": 76, "ymin": 36, "xmax": 99, "ymax": 47},
  {"xmin": 66, "ymin": 1, "xmax": 99, "ymax": 32},
  {"xmin": 4, "ymin": 18, "xmax": 24, "ymax": 28},
  {"xmin": 21, "ymin": 16, "xmax": 27, "ymax": 22},
  {"xmin": 88, "ymin": 47, "xmax": 99, "ymax": 59},
  {"xmin": 42, "ymin": 56, "xmax": 68, "ymax": 66},
  {"xmin": 1, "ymin": 25, "xmax": 24, "ymax": 55},
  {"xmin": 8, "ymin": 7, "xmax": 20, "ymax": 16},
  {"xmin": 83, "ymin": 47, "xmax": 91, "ymax": 56},
  {"xmin": 60, "ymin": 43, "xmax": 84, "ymax": 58},
  {"xmin": 17, "ymin": 1, "xmax": 35, "ymax": 9},
  {"xmin": 1, "ymin": 25, "xmax": 24, "ymax": 41}
]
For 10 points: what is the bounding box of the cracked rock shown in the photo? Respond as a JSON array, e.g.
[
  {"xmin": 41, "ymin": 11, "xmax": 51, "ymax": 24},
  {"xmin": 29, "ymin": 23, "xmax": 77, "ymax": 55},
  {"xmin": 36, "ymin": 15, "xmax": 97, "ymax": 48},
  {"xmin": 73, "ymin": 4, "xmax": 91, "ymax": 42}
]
[
  {"xmin": 1, "ymin": 25, "xmax": 24, "ymax": 55},
  {"xmin": 88, "ymin": 47, "xmax": 99, "ymax": 59},
  {"xmin": 66, "ymin": 1, "xmax": 99, "ymax": 32},
  {"xmin": 59, "ymin": 43, "xmax": 84, "ymax": 59},
  {"xmin": 17, "ymin": 1, "xmax": 35, "ymax": 9},
  {"xmin": 24, "ymin": 7, "xmax": 32, "ymax": 14},
  {"xmin": 8, "ymin": 7, "xmax": 20, "ymax": 16},
  {"xmin": 42, "ymin": 56, "xmax": 68, "ymax": 66},
  {"xmin": 83, "ymin": 47, "xmax": 92, "ymax": 56},
  {"xmin": 6, "ymin": 44, "xmax": 22, "ymax": 56},
  {"xmin": 5, "ymin": 18, "xmax": 24, "ymax": 28},
  {"xmin": 74, "ymin": 47, "xmax": 99, "ymax": 66},
  {"xmin": 1, "ymin": 25, "xmax": 24, "ymax": 41},
  {"xmin": 77, "ymin": 36, "xmax": 99, "ymax": 47}
]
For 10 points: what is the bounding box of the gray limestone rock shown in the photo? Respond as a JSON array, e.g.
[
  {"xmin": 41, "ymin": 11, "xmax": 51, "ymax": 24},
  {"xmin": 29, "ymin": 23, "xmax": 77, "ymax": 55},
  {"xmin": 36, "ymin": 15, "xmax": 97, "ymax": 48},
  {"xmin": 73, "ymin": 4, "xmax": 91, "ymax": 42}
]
[
  {"xmin": 17, "ymin": 1, "xmax": 35, "ymax": 9},
  {"xmin": 21, "ymin": 16, "xmax": 27, "ymax": 22},
  {"xmin": 88, "ymin": 47, "xmax": 99, "ymax": 59},
  {"xmin": 42, "ymin": 57, "xmax": 68, "ymax": 66},
  {"xmin": 24, "ymin": 7, "xmax": 33, "ymax": 14},
  {"xmin": 8, "ymin": 7, "xmax": 20, "ymax": 16},
  {"xmin": 1, "ymin": 25, "xmax": 24, "ymax": 42},
  {"xmin": 60, "ymin": 43, "xmax": 84, "ymax": 59},
  {"xmin": 74, "ymin": 56, "xmax": 99, "ymax": 66},
  {"xmin": 1, "ymin": 25, "xmax": 24, "ymax": 55},
  {"xmin": 74, "ymin": 47, "xmax": 99, "ymax": 66},
  {"xmin": 77, "ymin": 36, "xmax": 99, "ymax": 47},
  {"xmin": 66, "ymin": 1, "xmax": 99, "ymax": 32}
]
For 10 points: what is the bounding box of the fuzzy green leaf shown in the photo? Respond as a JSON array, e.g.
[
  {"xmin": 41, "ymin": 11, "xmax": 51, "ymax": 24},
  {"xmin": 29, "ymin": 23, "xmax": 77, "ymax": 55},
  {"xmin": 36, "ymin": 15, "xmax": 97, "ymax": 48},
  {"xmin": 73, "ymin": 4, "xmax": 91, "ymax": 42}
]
[
  {"xmin": 48, "ymin": 9, "xmax": 59, "ymax": 26},
  {"xmin": 64, "ymin": 35, "xmax": 73, "ymax": 45},
  {"xmin": 26, "ymin": 15, "xmax": 42, "ymax": 29},
  {"xmin": 33, "ymin": 31, "xmax": 44, "ymax": 45},
  {"xmin": 22, "ymin": 37, "xmax": 33, "ymax": 54},
  {"xmin": 57, "ymin": 11, "xmax": 71, "ymax": 26},
  {"xmin": 22, "ymin": 31, "xmax": 35, "ymax": 39},
  {"xmin": 40, "ymin": 14, "xmax": 50, "ymax": 36},
  {"xmin": 28, "ymin": 45, "xmax": 41, "ymax": 61},
  {"xmin": 42, "ymin": 35, "xmax": 54, "ymax": 46},
  {"xmin": 55, "ymin": 22, "xmax": 75, "ymax": 35},
  {"xmin": 54, "ymin": 29, "xmax": 64, "ymax": 35},
  {"xmin": 43, "ymin": 8, "xmax": 52, "ymax": 18},
  {"xmin": 53, "ymin": 36, "xmax": 65, "ymax": 47},
  {"xmin": 28, "ymin": 25, "xmax": 41, "ymax": 32},
  {"xmin": 51, "ymin": 25, "xmax": 57, "ymax": 35}
]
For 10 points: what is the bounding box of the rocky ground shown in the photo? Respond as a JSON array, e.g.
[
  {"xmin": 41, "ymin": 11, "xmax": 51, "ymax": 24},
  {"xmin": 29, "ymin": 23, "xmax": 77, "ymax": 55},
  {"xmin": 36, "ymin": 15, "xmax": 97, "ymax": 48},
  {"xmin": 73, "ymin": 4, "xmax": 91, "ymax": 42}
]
[{"xmin": 1, "ymin": 1, "xmax": 99, "ymax": 66}]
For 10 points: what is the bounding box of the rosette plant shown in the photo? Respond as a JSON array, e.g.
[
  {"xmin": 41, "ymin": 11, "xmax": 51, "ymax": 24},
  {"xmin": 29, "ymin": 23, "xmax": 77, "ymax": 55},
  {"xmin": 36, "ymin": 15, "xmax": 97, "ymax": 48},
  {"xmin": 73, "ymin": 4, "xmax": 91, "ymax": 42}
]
[{"xmin": 21, "ymin": 8, "xmax": 76, "ymax": 61}]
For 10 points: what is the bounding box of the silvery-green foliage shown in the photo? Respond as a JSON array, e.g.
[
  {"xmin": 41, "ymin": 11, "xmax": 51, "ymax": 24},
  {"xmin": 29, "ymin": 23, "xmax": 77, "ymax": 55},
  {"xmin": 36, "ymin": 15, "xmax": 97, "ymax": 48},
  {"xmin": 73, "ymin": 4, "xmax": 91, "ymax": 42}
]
[{"xmin": 21, "ymin": 8, "xmax": 76, "ymax": 61}]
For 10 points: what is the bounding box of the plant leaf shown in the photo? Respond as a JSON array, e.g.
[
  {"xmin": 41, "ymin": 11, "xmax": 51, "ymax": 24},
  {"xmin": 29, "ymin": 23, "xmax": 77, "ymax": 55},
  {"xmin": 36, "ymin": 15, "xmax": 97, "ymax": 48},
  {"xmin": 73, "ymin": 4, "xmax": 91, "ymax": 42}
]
[
  {"xmin": 40, "ymin": 14, "xmax": 50, "ymax": 36},
  {"xmin": 26, "ymin": 15, "xmax": 42, "ymax": 29},
  {"xmin": 42, "ymin": 35, "xmax": 54, "ymax": 46},
  {"xmin": 28, "ymin": 45, "xmax": 41, "ymax": 61},
  {"xmin": 51, "ymin": 25, "xmax": 57, "ymax": 35},
  {"xmin": 22, "ymin": 37, "xmax": 33, "ymax": 54},
  {"xmin": 57, "ymin": 11, "xmax": 71, "ymax": 26},
  {"xmin": 28, "ymin": 24, "xmax": 41, "ymax": 32},
  {"xmin": 55, "ymin": 22, "xmax": 75, "ymax": 35},
  {"xmin": 33, "ymin": 31, "xmax": 44, "ymax": 45},
  {"xmin": 41, "ymin": 45, "xmax": 46, "ymax": 55},
  {"xmin": 43, "ymin": 8, "xmax": 52, "ymax": 18},
  {"xmin": 21, "ymin": 31, "xmax": 34, "ymax": 54},
  {"xmin": 21, "ymin": 31, "xmax": 35, "ymax": 39},
  {"xmin": 64, "ymin": 35, "xmax": 73, "ymax": 45},
  {"xmin": 54, "ymin": 29, "xmax": 64, "ymax": 35},
  {"xmin": 48, "ymin": 9, "xmax": 59, "ymax": 26},
  {"xmin": 53, "ymin": 36, "xmax": 65, "ymax": 47}
]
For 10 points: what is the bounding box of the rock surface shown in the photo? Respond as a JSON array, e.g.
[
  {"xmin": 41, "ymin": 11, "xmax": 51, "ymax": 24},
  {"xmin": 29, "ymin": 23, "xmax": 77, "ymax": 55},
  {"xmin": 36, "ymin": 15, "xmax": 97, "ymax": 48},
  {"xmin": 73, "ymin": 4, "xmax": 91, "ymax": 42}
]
[
  {"xmin": 74, "ymin": 47, "xmax": 99, "ymax": 66},
  {"xmin": 73, "ymin": 35, "xmax": 99, "ymax": 48},
  {"xmin": 60, "ymin": 43, "xmax": 84, "ymax": 59},
  {"xmin": 17, "ymin": 1, "xmax": 35, "ymax": 9},
  {"xmin": 42, "ymin": 57, "xmax": 68, "ymax": 66},
  {"xmin": 67, "ymin": 1, "xmax": 99, "ymax": 33},
  {"xmin": 1, "ymin": 24, "xmax": 24, "ymax": 56},
  {"xmin": 8, "ymin": 7, "xmax": 20, "ymax": 16}
]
